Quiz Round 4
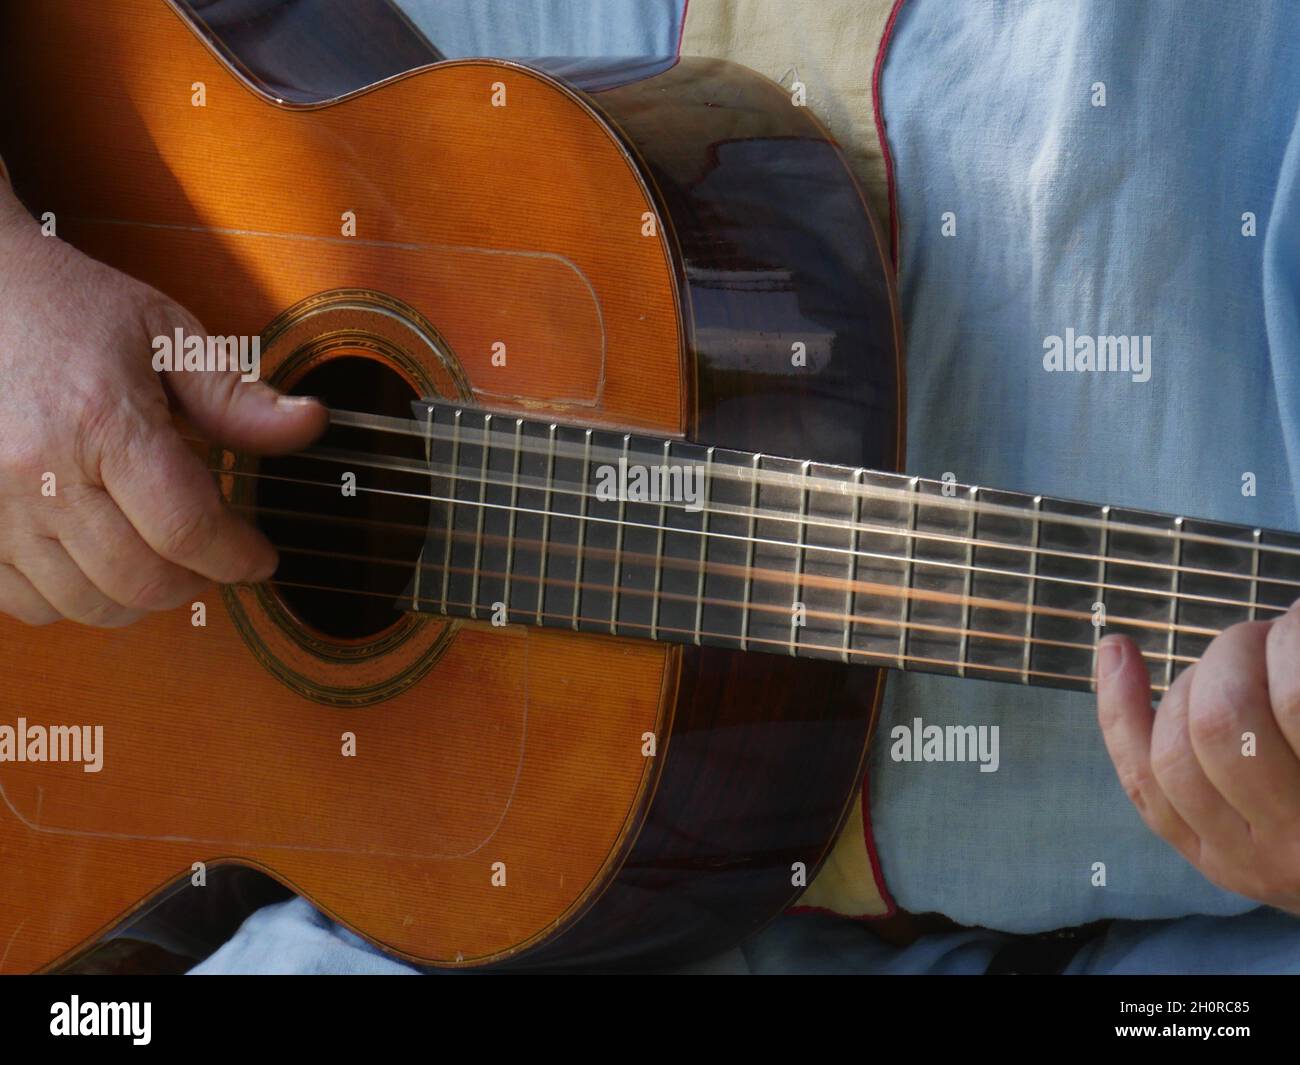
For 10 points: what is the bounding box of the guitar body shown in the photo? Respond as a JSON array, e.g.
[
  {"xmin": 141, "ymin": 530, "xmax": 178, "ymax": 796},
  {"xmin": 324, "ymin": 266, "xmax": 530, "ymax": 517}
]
[{"xmin": 0, "ymin": 0, "xmax": 900, "ymax": 970}]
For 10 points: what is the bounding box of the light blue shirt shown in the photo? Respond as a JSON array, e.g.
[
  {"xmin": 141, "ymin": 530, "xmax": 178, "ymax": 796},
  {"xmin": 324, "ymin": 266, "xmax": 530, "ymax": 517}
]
[{"xmin": 868, "ymin": 0, "xmax": 1300, "ymax": 932}]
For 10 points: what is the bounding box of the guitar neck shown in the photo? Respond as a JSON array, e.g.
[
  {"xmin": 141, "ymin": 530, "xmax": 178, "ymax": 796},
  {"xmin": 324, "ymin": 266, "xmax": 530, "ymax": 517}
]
[{"xmin": 382, "ymin": 402, "xmax": 1300, "ymax": 694}]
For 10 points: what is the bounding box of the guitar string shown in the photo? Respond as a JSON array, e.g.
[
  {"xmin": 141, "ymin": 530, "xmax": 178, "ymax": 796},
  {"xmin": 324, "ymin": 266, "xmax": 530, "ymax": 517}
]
[
  {"xmin": 271, "ymin": 441, "xmax": 1300, "ymax": 598},
  {"xmin": 267, "ymin": 537, "xmax": 1203, "ymax": 670},
  {"xmin": 256, "ymin": 509, "xmax": 1276, "ymax": 621},
  {"xmin": 220, "ymin": 481, "xmax": 1255, "ymax": 645},
  {"xmin": 306, "ymin": 407, "xmax": 1300, "ymax": 564},
  {"xmin": 189, "ymin": 430, "xmax": 1300, "ymax": 597},
  {"xmin": 210, "ymin": 462, "xmax": 1300, "ymax": 618},
  {"xmin": 261, "ymin": 576, "xmax": 1173, "ymax": 694}
]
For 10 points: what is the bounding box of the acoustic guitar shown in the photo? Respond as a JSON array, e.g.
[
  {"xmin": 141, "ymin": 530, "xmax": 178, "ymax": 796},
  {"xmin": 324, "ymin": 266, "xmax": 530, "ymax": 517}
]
[{"xmin": 1, "ymin": 0, "xmax": 1296, "ymax": 972}]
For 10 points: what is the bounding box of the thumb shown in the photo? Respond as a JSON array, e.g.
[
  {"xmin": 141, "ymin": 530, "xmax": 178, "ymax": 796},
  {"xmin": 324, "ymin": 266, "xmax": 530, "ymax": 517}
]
[
  {"xmin": 170, "ymin": 367, "xmax": 328, "ymax": 454},
  {"xmin": 148, "ymin": 304, "xmax": 328, "ymax": 453}
]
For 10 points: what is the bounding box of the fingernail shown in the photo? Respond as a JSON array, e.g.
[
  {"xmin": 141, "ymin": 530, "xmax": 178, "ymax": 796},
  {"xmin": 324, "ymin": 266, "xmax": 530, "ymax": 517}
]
[
  {"xmin": 251, "ymin": 553, "xmax": 278, "ymax": 582},
  {"xmin": 275, "ymin": 394, "xmax": 321, "ymax": 410},
  {"xmin": 1098, "ymin": 638, "xmax": 1125, "ymax": 681}
]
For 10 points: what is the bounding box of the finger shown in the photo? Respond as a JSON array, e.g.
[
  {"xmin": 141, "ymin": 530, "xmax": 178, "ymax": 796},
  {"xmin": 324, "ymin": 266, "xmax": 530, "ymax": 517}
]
[
  {"xmin": 15, "ymin": 537, "xmax": 143, "ymax": 627},
  {"xmin": 1267, "ymin": 598, "xmax": 1300, "ymax": 761},
  {"xmin": 1189, "ymin": 619, "xmax": 1300, "ymax": 831},
  {"xmin": 146, "ymin": 306, "xmax": 325, "ymax": 456},
  {"xmin": 99, "ymin": 412, "xmax": 278, "ymax": 584},
  {"xmin": 54, "ymin": 483, "xmax": 209, "ymax": 612},
  {"xmin": 0, "ymin": 562, "xmax": 60, "ymax": 625},
  {"xmin": 1150, "ymin": 655, "xmax": 1249, "ymax": 843},
  {"xmin": 1096, "ymin": 635, "xmax": 1199, "ymax": 857},
  {"xmin": 168, "ymin": 369, "xmax": 327, "ymax": 455}
]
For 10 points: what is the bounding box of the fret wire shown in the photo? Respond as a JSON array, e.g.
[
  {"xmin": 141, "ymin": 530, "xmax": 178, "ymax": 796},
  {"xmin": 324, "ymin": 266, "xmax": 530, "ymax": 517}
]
[
  {"xmin": 610, "ymin": 435, "xmax": 630, "ymax": 635},
  {"xmin": 957, "ymin": 486, "xmax": 978, "ymax": 678},
  {"xmin": 789, "ymin": 461, "xmax": 811, "ymax": 657},
  {"xmin": 842, "ymin": 468, "xmax": 864, "ymax": 664},
  {"xmin": 288, "ymin": 433, "xmax": 1300, "ymax": 596},
  {"xmin": 535, "ymin": 424, "xmax": 557, "ymax": 626},
  {"xmin": 410, "ymin": 403, "xmax": 434, "ymax": 613},
  {"xmin": 469, "ymin": 413, "xmax": 491, "ymax": 620},
  {"xmin": 1165, "ymin": 517, "xmax": 1184, "ymax": 690},
  {"xmin": 332, "ymin": 407, "xmax": 1300, "ymax": 565},
  {"xmin": 1249, "ymin": 528, "xmax": 1262, "ymax": 622},
  {"xmin": 649, "ymin": 440, "xmax": 669, "ymax": 641},
  {"xmin": 501, "ymin": 419, "xmax": 523, "ymax": 615},
  {"xmin": 1090, "ymin": 504, "xmax": 1110, "ymax": 692},
  {"xmin": 276, "ymin": 575, "xmax": 1158, "ymax": 691},
  {"xmin": 899, "ymin": 477, "xmax": 919, "ymax": 669},
  {"xmin": 693, "ymin": 448, "xmax": 714, "ymax": 646},
  {"xmin": 571, "ymin": 430, "xmax": 592, "ymax": 632},
  {"xmin": 275, "ymin": 537, "xmax": 1201, "ymax": 672},
  {"xmin": 1022, "ymin": 495, "xmax": 1042, "ymax": 684},
  {"xmin": 741, "ymin": 452, "xmax": 761, "ymax": 651},
  {"xmin": 230, "ymin": 458, "xmax": 1295, "ymax": 620},
  {"xmin": 439, "ymin": 409, "xmax": 461, "ymax": 615}
]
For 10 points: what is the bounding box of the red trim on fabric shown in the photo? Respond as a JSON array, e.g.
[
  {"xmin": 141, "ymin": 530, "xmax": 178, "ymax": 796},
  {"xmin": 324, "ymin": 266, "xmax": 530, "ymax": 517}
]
[
  {"xmin": 782, "ymin": 763, "xmax": 898, "ymax": 921},
  {"xmin": 675, "ymin": 0, "xmax": 690, "ymax": 56},
  {"xmin": 872, "ymin": 0, "xmax": 908, "ymax": 268},
  {"xmin": 857, "ymin": 0, "xmax": 908, "ymax": 919},
  {"xmin": 857, "ymin": 760, "xmax": 897, "ymax": 919}
]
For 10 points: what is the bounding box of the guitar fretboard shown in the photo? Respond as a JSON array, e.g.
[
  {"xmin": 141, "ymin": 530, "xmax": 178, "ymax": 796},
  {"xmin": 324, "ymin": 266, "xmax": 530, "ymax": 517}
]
[{"xmin": 398, "ymin": 401, "xmax": 1300, "ymax": 693}]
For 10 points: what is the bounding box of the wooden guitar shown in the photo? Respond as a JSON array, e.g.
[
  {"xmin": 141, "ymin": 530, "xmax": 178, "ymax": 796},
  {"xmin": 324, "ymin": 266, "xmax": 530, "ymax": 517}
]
[{"xmin": 0, "ymin": 0, "xmax": 1296, "ymax": 972}]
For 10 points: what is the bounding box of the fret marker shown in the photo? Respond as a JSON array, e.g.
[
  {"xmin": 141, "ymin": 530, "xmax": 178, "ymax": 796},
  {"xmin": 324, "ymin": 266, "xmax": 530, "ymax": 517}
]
[
  {"xmin": 501, "ymin": 420, "xmax": 523, "ymax": 618},
  {"xmin": 789, "ymin": 461, "xmax": 811, "ymax": 656},
  {"xmin": 899, "ymin": 477, "xmax": 920, "ymax": 670},
  {"xmin": 1021, "ymin": 496, "xmax": 1042, "ymax": 685},
  {"xmin": 572, "ymin": 431, "xmax": 593, "ymax": 632},
  {"xmin": 535, "ymin": 425, "xmax": 557, "ymax": 626},
  {"xmin": 741, "ymin": 453, "xmax": 762, "ymax": 651},
  {"xmin": 1090, "ymin": 504, "xmax": 1111, "ymax": 692},
  {"xmin": 957, "ymin": 485, "xmax": 978, "ymax": 677},
  {"xmin": 692, "ymin": 449, "xmax": 714, "ymax": 646},
  {"xmin": 841, "ymin": 469, "xmax": 864, "ymax": 664},
  {"xmin": 1165, "ymin": 517, "xmax": 1184, "ymax": 691},
  {"xmin": 469, "ymin": 414, "xmax": 491, "ymax": 620},
  {"xmin": 1248, "ymin": 529, "xmax": 1261, "ymax": 621}
]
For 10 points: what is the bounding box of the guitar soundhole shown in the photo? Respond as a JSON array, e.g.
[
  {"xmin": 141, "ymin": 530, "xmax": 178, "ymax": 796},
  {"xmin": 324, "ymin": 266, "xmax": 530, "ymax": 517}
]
[{"xmin": 256, "ymin": 356, "xmax": 429, "ymax": 641}]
